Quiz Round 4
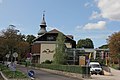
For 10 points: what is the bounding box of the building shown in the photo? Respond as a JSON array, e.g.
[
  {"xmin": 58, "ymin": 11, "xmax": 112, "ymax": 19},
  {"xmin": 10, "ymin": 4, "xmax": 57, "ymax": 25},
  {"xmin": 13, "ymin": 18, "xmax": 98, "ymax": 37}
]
[
  {"xmin": 66, "ymin": 48, "xmax": 109, "ymax": 65},
  {"xmin": 31, "ymin": 14, "xmax": 76, "ymax": 64},
  {"xmin": 31, "ymin": 14, "xmax": 110, "ymax": 65}
]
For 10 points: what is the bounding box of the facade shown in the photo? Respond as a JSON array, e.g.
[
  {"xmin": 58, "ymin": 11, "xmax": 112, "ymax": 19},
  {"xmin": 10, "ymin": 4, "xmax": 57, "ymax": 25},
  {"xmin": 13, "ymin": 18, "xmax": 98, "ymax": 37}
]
[
  {"xmin": 31, "ymin": 14, "xmax": 110, "ymax": 65},
  {"xmin": 66, "ymin": 48, "xmax": 109, "ymax": 65},
  {"xmin": 31, "ymin": 14, "xmax": 76, "ymax": 64}
]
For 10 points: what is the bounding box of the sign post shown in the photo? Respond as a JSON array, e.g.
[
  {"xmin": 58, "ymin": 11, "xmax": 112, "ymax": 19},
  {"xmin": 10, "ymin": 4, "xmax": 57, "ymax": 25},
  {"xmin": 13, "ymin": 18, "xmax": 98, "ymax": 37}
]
[
  {"xmin": 6, "ymin": 54, "xmax": 10, "ymax": 62},
  {"xmin": 26, "ymin": 53, "xmax": 32, "ymax": 66},
  {"xmin": 13, "ymin": 52, "xmax": 18, "ymax": 63},
  {"xmin": 9, "ymin": 62, "xmax": 16, "ymax": 78},
  {"xmin": 11, "ymin": 52, "xmax": 18, "ymax": 78}
]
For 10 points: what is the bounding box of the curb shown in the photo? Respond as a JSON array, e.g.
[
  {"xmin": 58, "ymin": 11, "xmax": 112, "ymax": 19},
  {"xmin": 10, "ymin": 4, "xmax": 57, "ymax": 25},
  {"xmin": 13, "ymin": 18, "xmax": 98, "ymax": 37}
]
[
  {"xmin": 0, "ymin": 71, "xmax": 8, "ymax": 80},
  {"xmin": 0, "ymin": 70, "xmax": 31, "ymax": 80},
  {"xmin": 39, "ymin": 68, "xmax": 84, "ymax": 80}
]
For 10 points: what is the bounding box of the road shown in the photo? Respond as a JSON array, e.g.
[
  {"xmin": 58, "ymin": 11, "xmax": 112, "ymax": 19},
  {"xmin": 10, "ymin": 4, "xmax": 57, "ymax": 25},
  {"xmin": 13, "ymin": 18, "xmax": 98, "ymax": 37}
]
[
  {"xmin": 16, "ymin": 65, "xmax": 82, "ymax": 80},
  {"xmin": 84, "ymin": 67, "xmax": 120, "ymax": 80}
]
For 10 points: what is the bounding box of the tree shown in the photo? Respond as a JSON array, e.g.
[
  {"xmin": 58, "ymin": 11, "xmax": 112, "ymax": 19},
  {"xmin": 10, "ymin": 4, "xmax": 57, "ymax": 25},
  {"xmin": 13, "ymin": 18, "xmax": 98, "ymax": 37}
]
[
  {"xmin": 108, "ymin": 31, "xmax": 120, "ymax": 69},
  {"xmin": 99, "ymin": 44, "xmax": 108, "ymax": 49},
  {"xmin": 26, "ymin": 35, "xmax": 36, "ymax": 53},
  {"xmin": 53, "ymin": 32, "xmax": 67, "ymax": 64},
  {"xmin": 0, "ymin": 25, "xmax": 29, "ymax": 61},
  {"xmin": 77, "ymin": 38, "xmax": 94, "ymax": 48},
  {"xmin": 26, "ymin": 35, "xmax": 36, "ymax": 44}
]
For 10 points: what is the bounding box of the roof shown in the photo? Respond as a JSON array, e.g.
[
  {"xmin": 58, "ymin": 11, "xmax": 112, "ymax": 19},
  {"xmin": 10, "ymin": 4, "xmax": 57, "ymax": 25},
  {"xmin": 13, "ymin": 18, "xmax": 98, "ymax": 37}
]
[
  {"xmin": 47, "ymin": 29, "xmax": 62, "ymax": 33},
  {"xmin": 40, "ymin": 14, "xmax": 46, "ymax": 26},
  {"xmin": 33, "ymin": 29, "xmax": 75, "ymax": 42}
]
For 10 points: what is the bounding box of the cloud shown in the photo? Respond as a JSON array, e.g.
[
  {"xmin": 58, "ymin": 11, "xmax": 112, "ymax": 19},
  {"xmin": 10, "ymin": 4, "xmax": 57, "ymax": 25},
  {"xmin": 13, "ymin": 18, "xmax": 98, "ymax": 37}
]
[
  {"xmin": 90, "ymin": 11, "xmax": 101, "ymax": 20},
  {"xmin": 83, "ymin": 21, "xmax": 106, "ymax": 30},
  {"xmin": 75, "ymin": 25, "xmax": 83, "ymax": 31},
  {"xmin": 84, "ymin": 2, "xmax": 93, "ymax": 7},
  {"xmin": 97, "ymin": 0, "xmax": 120, "ymax": 21}
]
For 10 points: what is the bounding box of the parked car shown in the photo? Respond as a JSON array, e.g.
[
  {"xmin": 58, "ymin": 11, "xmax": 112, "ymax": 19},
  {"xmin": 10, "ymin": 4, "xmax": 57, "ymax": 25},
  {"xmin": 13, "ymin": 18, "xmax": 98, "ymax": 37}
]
[{"xmin": 89, "ymin": 62, "xmax": 104, "ymax": 75}]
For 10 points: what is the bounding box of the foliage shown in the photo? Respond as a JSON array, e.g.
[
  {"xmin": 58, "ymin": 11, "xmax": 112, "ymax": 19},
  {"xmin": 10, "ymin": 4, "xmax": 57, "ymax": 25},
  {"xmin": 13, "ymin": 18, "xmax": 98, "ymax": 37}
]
[
  {"xmin": 26, "ymin": 35, "xmax": 36, "ymax": 44},
  {"xmin": 77, "ymin": 38, "xmax": 94, "ymax": 48},
  {"xmin": 0, "ymin": 64, "xmax": 27, "ymax": 79},
  {"xmin": 111, "ymin": 64, "xmax": 119, "ymax": 70},
  {"xmin": 0, "ymin": 25, "xmax": 29, "ymax": 61},
  {"xmin": 41, "ymin": 60, "xmax": 53, "ymax": 64},
  {"xmin": 99, "ymin": 44, "xmax": 108, "ymax": 49},
  {"xmin": 53, "ymin": 32, "xmax": 67, "ymax": 64},
  {"xmin": 36, "ymin": 64, "xmax": 82, "ymax": 74},
  {"xmin": 108, "ymin": 31, "xmax": 120, "ymax": 69}
]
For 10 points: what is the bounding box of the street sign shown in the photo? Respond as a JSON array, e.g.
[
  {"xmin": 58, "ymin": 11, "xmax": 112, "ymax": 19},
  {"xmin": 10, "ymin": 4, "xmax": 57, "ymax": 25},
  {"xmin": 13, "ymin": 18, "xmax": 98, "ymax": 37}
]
[
  {"xmin": 9, "ymin": 62, "xmax": 16, "ymax": 71},
  {"xmin": 13, "ymin": 52, "xmax": 18, "ymax": 58},
  {"xmin": 6, "ymin": 54, "xmax": 10, "ymax": 58},
  {"xmin": 79, "ymin": 56, "xmax": 86, "ymax": 66},
  {"xmin": 28, "ymin": 70, "xmax": 35, "ymax": 79},
  {"xmin": 26, "ymin": 53, "xmax": 32, "ymax": 58}
]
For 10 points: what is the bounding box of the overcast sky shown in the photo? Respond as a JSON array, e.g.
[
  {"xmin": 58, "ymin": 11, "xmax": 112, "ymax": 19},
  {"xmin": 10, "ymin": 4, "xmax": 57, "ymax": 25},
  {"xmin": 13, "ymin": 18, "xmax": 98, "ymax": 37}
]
[{"xmin": 0, "ymin": 0, "xmax": 120, "ymax": 48}]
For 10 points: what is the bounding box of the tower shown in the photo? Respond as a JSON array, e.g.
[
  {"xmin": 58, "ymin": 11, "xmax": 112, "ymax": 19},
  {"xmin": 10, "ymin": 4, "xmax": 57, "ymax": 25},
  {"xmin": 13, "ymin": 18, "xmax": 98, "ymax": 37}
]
[{"xmin": 38, "ymin": 13, "xmax": 47, "ymax": 35}]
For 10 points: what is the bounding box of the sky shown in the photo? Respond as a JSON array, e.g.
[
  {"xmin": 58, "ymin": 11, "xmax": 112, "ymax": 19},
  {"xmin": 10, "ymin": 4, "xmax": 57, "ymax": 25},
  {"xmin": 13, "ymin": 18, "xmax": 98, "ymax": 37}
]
[{"xmin": 0, "ymin": 0, "xmax": 120, "ymax": 48}]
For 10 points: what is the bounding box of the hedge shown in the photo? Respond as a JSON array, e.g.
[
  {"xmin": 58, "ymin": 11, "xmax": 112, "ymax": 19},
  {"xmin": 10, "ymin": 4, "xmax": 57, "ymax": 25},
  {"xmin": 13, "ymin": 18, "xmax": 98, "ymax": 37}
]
[
  {"xmin": 36, "ymin": 64, "xmax": 82, "ymax": 74},
  {"xmin": 19, "ymin": 62, "xmax": 82, "ymax": 74}
]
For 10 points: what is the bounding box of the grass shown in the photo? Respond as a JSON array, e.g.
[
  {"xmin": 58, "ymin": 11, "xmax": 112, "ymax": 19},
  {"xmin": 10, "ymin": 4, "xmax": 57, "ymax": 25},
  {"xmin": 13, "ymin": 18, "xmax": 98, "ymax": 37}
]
[
  {"xmin": 109, "ymin": 63, "xmax": 120, "ymax": 70},
  {"xmin": 0, "ymin": 64, "xmax": 28, "ymax": 79}
]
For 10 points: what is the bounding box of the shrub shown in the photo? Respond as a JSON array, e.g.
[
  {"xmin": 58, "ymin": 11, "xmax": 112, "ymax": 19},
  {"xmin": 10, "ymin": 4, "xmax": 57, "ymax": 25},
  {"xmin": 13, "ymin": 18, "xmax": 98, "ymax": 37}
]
[
  {"xmin": 37, "ymin": 64, "xmax": 82, "ymax": 74},
  {"xmin": 41, "ymin": 60, "xmax": 53, "ymax": 64},
  {"xmin": 0, "ymin": 64, "xmax": 27, "ymax": 79}
]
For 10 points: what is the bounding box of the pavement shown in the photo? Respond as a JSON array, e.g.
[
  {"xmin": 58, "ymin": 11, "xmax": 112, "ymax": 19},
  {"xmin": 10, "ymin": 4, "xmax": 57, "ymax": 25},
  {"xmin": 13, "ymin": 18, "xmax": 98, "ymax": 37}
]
[
  {"xmin": 84, "ymin": 67, "xmax": 120, "ymax": 80},
  {"xmin": 16, "ymin": 65, "xmax": 82, "ymax": 80},
  {"xmin": 2, "ymin": 64, "xmax": 120, "ymax": 80}
]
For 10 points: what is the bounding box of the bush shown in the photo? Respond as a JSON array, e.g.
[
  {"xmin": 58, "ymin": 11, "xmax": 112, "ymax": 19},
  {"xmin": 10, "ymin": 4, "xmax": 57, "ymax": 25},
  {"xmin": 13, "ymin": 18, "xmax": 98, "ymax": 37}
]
[
  {"xmin": 0, "ymin": 64, "xmax": 27, "ymax": 79},
  {"xmin": 41, "ymin": 60, "xmax": 53, "ymax": 64},
  {"xmin": 36, "ymin": 64, "xmax": 82, "ymax": 74}
]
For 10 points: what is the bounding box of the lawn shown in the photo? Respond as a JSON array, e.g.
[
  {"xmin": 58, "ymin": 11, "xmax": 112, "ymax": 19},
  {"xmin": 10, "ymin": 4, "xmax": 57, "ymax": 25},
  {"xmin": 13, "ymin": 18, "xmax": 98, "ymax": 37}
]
[{"xmin": 0, "ymin": 63, "xmax": 28, "ymax": 79}]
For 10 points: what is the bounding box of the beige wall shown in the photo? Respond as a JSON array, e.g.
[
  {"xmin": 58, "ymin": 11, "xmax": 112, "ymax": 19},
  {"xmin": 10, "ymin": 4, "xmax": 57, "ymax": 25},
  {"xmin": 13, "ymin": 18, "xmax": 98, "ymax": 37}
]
[
  {"xmin": 65, "ymin": 43, "xmax": 72, "ymax": 48},
  {"xmin": 40, "ymin": 43, "xmax": 56, "ymax": 63}
]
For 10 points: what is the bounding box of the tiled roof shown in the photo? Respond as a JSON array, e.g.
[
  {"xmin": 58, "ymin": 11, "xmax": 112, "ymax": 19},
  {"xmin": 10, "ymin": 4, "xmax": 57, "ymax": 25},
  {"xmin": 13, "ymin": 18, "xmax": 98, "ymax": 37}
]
[
  {"xmin": 47, "ymin": 29, "xmax": 62, "ymax": 33},
  {"xmin": 33, "ymin": 29, "xmax": 75, "ymax": 42}
]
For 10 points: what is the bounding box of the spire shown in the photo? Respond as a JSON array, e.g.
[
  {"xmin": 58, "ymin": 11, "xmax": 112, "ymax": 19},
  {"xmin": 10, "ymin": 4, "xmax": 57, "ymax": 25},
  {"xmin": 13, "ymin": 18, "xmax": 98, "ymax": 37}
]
[
  {"xmin": 38, "ymin": 11, "xmax": 47, "ymax": 35},
  {"xmin": 40, "ymin": 12, "xmax": 46, "ymax": 26}
]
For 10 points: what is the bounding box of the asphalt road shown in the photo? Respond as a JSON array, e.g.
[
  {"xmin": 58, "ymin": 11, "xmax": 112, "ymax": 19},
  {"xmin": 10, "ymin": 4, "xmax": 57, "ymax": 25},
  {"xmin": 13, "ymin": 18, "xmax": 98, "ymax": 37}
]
[
  {"xmin": 84, "ymin": 67, "xmax": 120, "ymax": 80},
  {"xmin": 16, "ymin": 65, "xmax": 82, "ymax": 80}
]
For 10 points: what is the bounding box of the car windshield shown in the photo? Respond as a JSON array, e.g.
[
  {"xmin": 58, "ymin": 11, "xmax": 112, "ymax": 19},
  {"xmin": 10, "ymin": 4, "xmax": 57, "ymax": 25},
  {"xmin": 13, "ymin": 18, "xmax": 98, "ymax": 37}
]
[{"xmin": 91, "ymin": 64, "xmax": 101, "ymax": 68}]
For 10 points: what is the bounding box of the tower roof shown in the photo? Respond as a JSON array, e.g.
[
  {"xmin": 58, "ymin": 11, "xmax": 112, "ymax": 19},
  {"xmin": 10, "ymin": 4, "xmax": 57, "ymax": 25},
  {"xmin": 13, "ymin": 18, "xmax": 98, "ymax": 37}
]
[
  {"xmin": 38, "ymin": 13, "xmax": 47, "ymax": 35},
  {"xmin": 40, "ymin": 13, "xmax": 46, "ymax": 26}
]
